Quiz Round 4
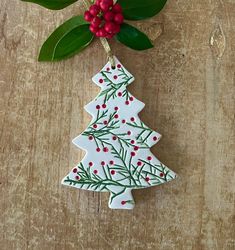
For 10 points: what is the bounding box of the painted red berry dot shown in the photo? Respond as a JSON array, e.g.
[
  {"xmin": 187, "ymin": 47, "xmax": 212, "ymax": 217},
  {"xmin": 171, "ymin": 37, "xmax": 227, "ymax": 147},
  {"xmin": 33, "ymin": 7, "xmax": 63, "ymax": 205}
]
[
  {"xmin": 134, "ymin": 146, "xmax": 139, "ymax": 151},
  {"xmin": 106, "ymin": 67, "xmax": 110, "ymax": 71},
  {"xmin": 153, "ymin": 136, "xmax": 158, "ymax": 141},
  {"xmin": 147, "ymin": 156, "xmax": 152, "ymax": 161},
  {"xmin": 129, "ymin": 96, "xmax": 134, "ymax": 101},
  {"xmin": 112, "ymin": 136, "xmax": 117, "ymax": 140},
  {"xmin": 101, "ymin": 161, "xmax": 105, "ymax": 166},
  {"xmin": 88, "ymin": 135, "xmax": 93, "ymax": 140},
  {"xmin": 113, "ymin": 75, "xmax": 118, "ymax": 80},
  {"xmin": 109, "ymin": 160, "xmax": 114, "ymax": 165},
  {"xmin": 89, "ymin": 162, "xmax": 93, "ymax": 167},
  {"xmin": 160, "ymin": 173, "xmax": 164, "ymax": 177},
  {"xmin": 122, "ymin": 119, "xmax": 126, "ymax": 123},
  {"xmin": 121, "ymin": 200, "xmax": 126, "ymax": 205},
  {"xmin": 130, "ymin": 140, "xmax": 135, "ymax": 144},
  {"xmin": 102, "ymin": 104, "xmax": 107, "ymax": 109},
  {"xmin": 96, "ymin": 105, "xmax": 100, "ymax": 110},
  {"xmin": 117, "ymin": 64, "xmax": 121, "ymax": 68},
  {"xmin": 131, "ymin": 152, "xmax": 136, "ymax": 157},
  {"xmin": 75, "ymin": 175, "xmax": 80, "ymax": 180},
  {"xmin": 99, "ymin": 79, "xmax": 103, "ymax": 83},
  {"xmin": 145, "ymin": 177, "xmax": 150, "ymax": 182},
  {"xmin": 118, "ymin": 92, "xmax": 122, "ymax": 97},
  {"xmin": 103, "ymin": 120, "xmax": 108, "ymax": 125},
  {"xmin": 127, "ymin": 131, "xmax": 131, "ymax": 135},
  {"xmin": 111, "ymin": 170, "xmax": 115, "ymax": 175},
  {"xmin": 114, "ymin": 114, "xmax": 119, "ymax": 119},
  {"xmin": 130, "ymin": 117, "xmax": 135, "ymax": 122},
  {"xmin": 137, "ymin": 161, "xmax": 142, "ymax": 166},
  {"xmin": 125, "ymin": 100, "xmax": 129, "ymax": 105},
  {"xmin": 93, "ymin": 124, "xmax": 97, "ymax": 129},
  {"xmin": 73, "ymin": 168, "xmax": 77, "ymax": 173},
  {"xmin": 96, "ymin": 148, "xmax": 101, "ymax": 152},
  {"xmin": 114, "ymin": 106, "xmax": 119, "ymax": 111},
  {"xmin": 103, "ymin": 147, "xmax": 109, "ymax": 152},
  {"xmin": 94, "ymin": 170, "xmax": 98, "ymax": 174}
]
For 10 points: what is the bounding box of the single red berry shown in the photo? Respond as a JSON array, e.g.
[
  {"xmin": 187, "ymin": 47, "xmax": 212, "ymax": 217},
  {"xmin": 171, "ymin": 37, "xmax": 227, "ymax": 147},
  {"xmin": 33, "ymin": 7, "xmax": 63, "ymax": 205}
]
[
  {"xmin": 111, "ymin": 170, "xmax": 115, "ymax": 175},
  {"xmin": 89, "ymin": 5, "xmax": 100, "ymax": 16},
  {"xmin": 84, "ymin": 11, "xmax": 93, "ymax": 22},
  {"xmin": 103, "ymin": 147, "xmax": 109, "ymax": 152},
  {"xmin": 73, "ymin": 168, "xmax": 77, "ymax": 173},
  {"xmin": 99, "ymin": 78, "xmax": 103, "ymax": 83},
  {"xmin": 112, "ymin": 3, "xmax": 122, "ymax": 13},
  {"xmin": 129, "ymin": 96, "xmax": 134, "ymax": 101},
  {"xmin": 75, "ymin": 175, "xmax": 80, "ymax": 180},
  {"xmin": 137, "ymin": 161, "xmax": 142, "ymax": 166},
  {"xmin": 109, "ymin": 160, "xmax": 114, "ymax": 165},
  {"xmin": 131, "ymin": 152, "xmax": 136, "ymax": 157},
  {"xmin": 153, "ymin": 136, "xmax": 158, "ymax": 141},
  {"xmin": 102, "ymin": 104, "xmax": 106, "ymax": 108},
  {"xmin": 100, "ymin": 28, "xmax": 108, "ymax": 37},
  {"xmin": 114, "ymin": 106, "xmax": 118, "ymax": 111},
  {"xmin": 88, "ymin": 135, "xmax": 93, "ymax": 140},
  {"xmin": 127, "ymin": 131, "xmax": 131, "ymax": 135},
  {"xmin": 118, "ymin": 92, "xmax": 122, "ymax": 97},
  {"xmin": 117, "ymin": 64, "xmax": 121, "ymax": 68},
  {"xmin": 114, "ymin": 114, "xmax": 119, "ymax": 119},
  {"xmin": 130, "ymin": 140, "xmax": 135, "ymax": 144},
  {"xmin": 114, "ymin": 13, "xmax": 124, "ymax": 24},
  {"xmin": 103, "ymin": 120, "xmax": 108, "ymax": 125},
  {"xmin": 112, "ymin": 136, "xmax": 117, "ymax": 140},
  {"xmin": 113, "ymin": 75, "xmax": 118, "ymax": 79},
  {"xmin": 100, "ymin": 2, "xmax": 110, "ymax": 11},
  {"xmin": 121, "ymin": 200, "xmax": 126, "ymax": 205},
  {"xmin": 106, "ymin": 67, "xmax": 110, "ymax": 71},
  {"xmin": 89, "ymin": 24, "xmax": 98, "ymax": 34},
  {"xmin": 122, "ymin": 119, "xmax": 126, "ymax": 123},
  {"xmin": 104, "ymin": 11, "xmax": 114, "ymax": 21},
  {"xmin": 160, "ymin": 173, "xmax": 164, "ymax": 177},
  {"xmin": 125, "ymin": 100, "xmax": 129, "ymax": 105},
  {"xmin": 101, "ymin": 161, "xmax": 105, "ymax": 166},
  {"xmin": 91, "ymin": 16, "xmax": 102, "ymax": 27},
  {"xmin": 93, "ymin": 124, "xmax": 97, "ymax": 129},
  {"xmin": 89, "ymin": 162, "xmax": 93, "ymax": 167},
  {"xmin": 96, "ymin": 105, "xmax": 100, "ymax": 109},
  {"xmin": 94, "ymin": 170, "xmax": 98, "ymax": 174},
  {"xmin": 147, "ymin": 156, "xmax": 152, "ymax": 161},
  {"xmin": 134, "ymin": 146, "xmax": 139, "ymax": 151},
  {"xmin": 95, "ymin": 0, "xmax": 102, "ymax": 5},
  {"xmin": 104, "ymin": 22, "xmax": 116, "ymax": 33},
  {"xmin": 130, "ymin": 117, "xmax": 135, "ymax": 122},
  {"xmin": 96, "ymin": 148, "xmax": 101, "ymax": 152},
  {"xmin": 145, "ymin": 177, "xmax": 150, "ymax": 182}
]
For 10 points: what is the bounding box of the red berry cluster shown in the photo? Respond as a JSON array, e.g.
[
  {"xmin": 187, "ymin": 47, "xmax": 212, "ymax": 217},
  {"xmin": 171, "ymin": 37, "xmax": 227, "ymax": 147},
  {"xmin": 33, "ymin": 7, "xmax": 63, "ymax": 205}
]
[{"xmin": 84, "ymin": 0, "xmax": 124, "ymax": 38}]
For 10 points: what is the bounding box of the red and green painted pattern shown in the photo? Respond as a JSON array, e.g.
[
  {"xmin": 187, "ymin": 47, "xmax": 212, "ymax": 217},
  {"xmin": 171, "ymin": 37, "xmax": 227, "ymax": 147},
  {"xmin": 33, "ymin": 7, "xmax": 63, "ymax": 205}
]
[{"xmin": 62, "ymin": 57, "xmax": 177, "ymax": 209}]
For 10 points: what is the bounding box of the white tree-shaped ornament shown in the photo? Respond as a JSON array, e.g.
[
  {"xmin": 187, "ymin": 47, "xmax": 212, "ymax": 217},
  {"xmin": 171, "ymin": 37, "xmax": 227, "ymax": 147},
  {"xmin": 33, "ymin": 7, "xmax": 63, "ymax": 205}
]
[{"xmin": 62, "ymin": 57, "xmax": 177, "ymax": 209}]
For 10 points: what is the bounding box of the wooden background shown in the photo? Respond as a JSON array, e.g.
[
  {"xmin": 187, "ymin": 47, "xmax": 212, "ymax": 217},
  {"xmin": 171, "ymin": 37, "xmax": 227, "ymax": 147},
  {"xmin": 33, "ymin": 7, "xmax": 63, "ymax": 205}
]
[{"xmin": 0, "ymin": 0, "xmax": 234, "ymax": 249}]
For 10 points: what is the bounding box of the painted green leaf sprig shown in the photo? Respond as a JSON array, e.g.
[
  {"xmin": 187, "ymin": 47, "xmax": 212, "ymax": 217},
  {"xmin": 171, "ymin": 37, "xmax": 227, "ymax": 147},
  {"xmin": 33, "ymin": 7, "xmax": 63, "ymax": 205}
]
[{"xmin": 21, "ymin": 0, "xmax": 168, "ymax": 61}]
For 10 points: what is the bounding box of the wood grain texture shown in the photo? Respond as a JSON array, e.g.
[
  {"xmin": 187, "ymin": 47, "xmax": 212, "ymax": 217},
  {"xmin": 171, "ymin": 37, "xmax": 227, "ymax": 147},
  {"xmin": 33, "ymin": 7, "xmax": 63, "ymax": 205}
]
[{"xmin": 0, "ymin": 1, "xmax": 234, "ymax": 249}]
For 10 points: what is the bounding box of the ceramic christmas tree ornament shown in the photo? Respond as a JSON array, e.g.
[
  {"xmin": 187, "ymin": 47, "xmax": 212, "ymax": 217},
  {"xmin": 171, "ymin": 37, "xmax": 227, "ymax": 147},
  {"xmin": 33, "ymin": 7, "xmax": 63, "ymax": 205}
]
[
  {"xmin": 61, "ymin": 57, "xmax": 177, "ymax": 209},
  {"xmin": 22, "ymin": 0, "xmax": 177, "ymax": 209}
]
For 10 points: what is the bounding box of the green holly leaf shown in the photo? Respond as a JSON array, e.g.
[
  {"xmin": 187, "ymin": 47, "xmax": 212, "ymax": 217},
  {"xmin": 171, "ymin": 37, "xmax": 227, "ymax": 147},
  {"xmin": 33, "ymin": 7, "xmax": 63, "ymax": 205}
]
[
  {"xmin": 115, "ymin": 23, "xmax": 153, "ymax": 51},
  {"xmin": 21, "ymin": 0, "xmax": 78, "ymax": 10},
  {"xmin": 118, "ymin": 0, "xmax": 167, "ymax": 20},
  {"xmin": 38, "ymin": 16, "xmax": 94, "ymax": 61}
]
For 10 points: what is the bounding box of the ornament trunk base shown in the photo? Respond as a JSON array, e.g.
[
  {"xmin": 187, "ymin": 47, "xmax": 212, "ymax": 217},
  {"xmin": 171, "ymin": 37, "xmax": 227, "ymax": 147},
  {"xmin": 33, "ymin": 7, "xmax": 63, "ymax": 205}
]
[{"xmin": 109, "ymin": 189, "xmax": 135, "ymax": 209}]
